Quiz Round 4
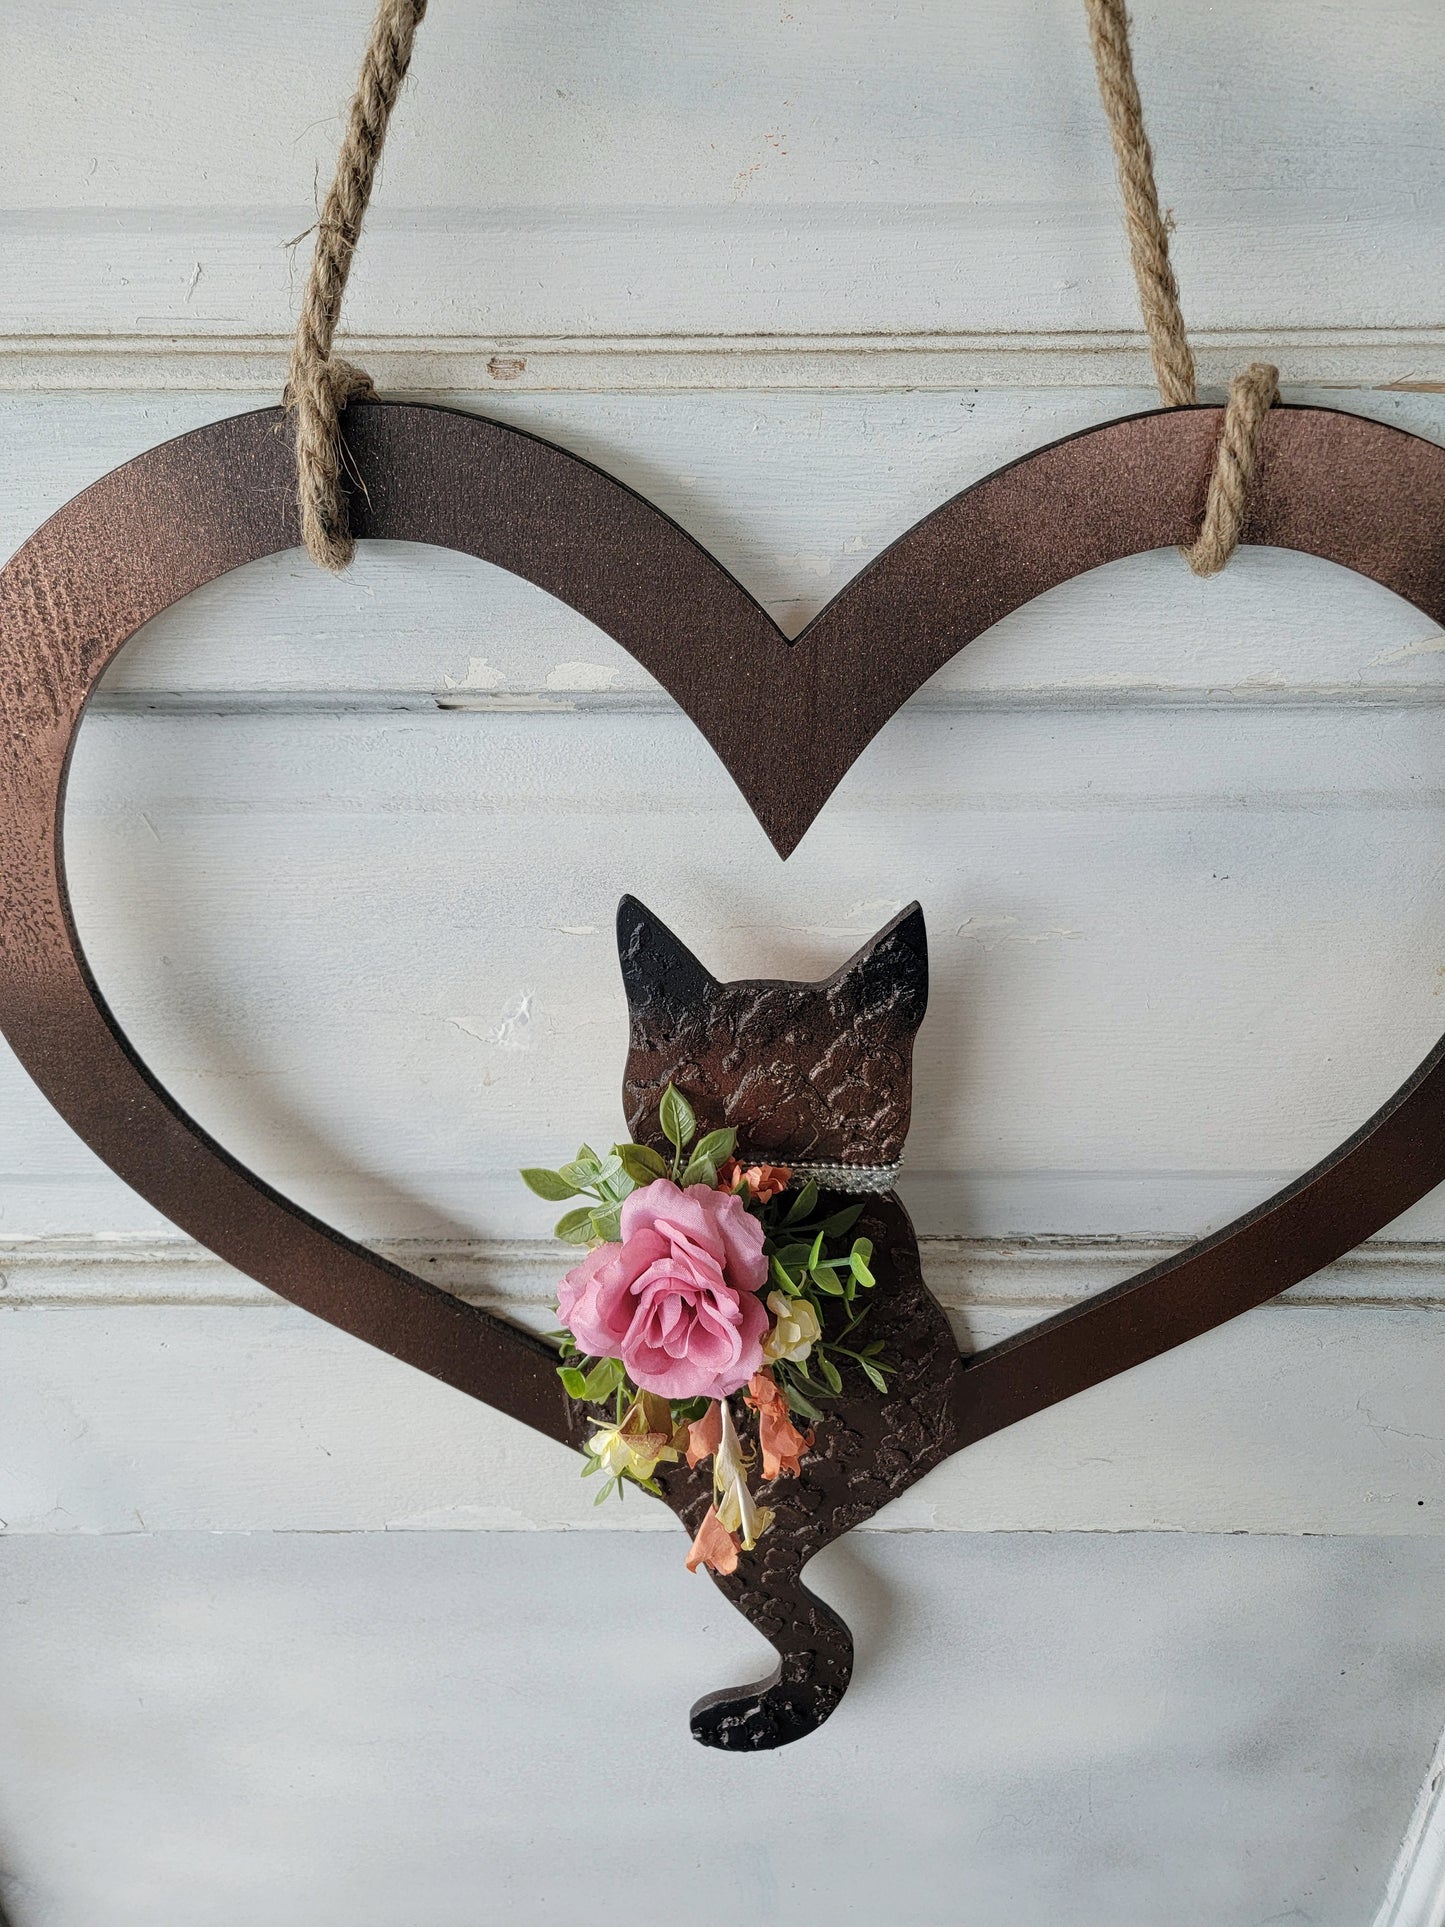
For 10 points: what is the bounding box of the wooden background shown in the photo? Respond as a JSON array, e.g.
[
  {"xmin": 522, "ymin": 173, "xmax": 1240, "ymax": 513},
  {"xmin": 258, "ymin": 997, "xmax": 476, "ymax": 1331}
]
[{"xmin": 5, "ymin": 4, "xmax": 1445, "ymax": 1922}]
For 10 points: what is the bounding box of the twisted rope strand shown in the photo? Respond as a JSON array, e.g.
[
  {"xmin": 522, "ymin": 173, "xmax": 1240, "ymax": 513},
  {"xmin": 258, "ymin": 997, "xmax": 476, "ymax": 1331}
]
[
  {"xmin": 1084, "ymin": 0, "xmax": 1276, "ymax": 575},
  {"xmin": 1183, "ymin": 359, "xmax": 1280, "ymax": 577},
  {"xmin": 288, "ymin": 0, "xmax": 428, "ymax": 572},
  {"xmin": 1083, "ymin": 0, "xmax": 1195, "ymax": 408}
]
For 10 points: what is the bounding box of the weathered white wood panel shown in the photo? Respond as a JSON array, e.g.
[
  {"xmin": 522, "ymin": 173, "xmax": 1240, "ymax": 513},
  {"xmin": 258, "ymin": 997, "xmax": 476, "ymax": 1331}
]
[
  {"xmin": 6, "ymin": 2, "xmax": 1445, "ymax": 387},
  {"xmin": 2, "ymin": 1531, "xmax": 1443, "ymax": 1927},
  {"xmin": 5, "ymin": 1289, "xmax": 1445, "ymax": 1535}
]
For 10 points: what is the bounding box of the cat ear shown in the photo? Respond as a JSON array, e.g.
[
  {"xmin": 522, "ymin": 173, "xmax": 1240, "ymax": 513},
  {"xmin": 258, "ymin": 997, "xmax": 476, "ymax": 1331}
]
[
  {"xmin": 829, "ymin": 902, "xmax": 928, "ymax": 1029},
  {"xmin": 616, "ymin": 896, "xmax": 721, "ymax": 1015}
]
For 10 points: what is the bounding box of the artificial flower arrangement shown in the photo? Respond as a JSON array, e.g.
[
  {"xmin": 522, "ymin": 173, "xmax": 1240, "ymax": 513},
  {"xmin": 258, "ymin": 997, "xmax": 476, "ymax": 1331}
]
[{"xmin": 521, "ymin": 1084, "xmax": 892, "ymax": 1574}]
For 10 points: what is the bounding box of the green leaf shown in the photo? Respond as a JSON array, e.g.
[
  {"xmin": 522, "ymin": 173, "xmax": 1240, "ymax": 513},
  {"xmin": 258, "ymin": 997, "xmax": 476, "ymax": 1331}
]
[
  {"xmin": 520, "ymin": 1167, "xmax": 578, "ymax": 1201},
  {"xmin": 693, "ymin": 1127, "xmax": 737, "ymax": 1166},
  {"xmin": 553, "ymin": 1206, "xmax": 596, "ymax": 1244},
  {"xmin": 658, "ymin": 1083, "xmax": 696, "ymax": 1151},
  {"xmin": 769, "ymin": 1241, "xmax": 814, "ymax": 1269},
  {"xmin": 783, "ymin": 1379, "xmax": 825, "ymax": 1423},
  {"xmin": 819, "ymin": 1202, "xmax": 865, "ymax": 1238},
  {"xmin": 593, "ymin": 1477, "xmax": 619, "ymax": 1506},
  {"xmin": 558, "ymin": 1156, "xmax": 602, "ymax": 1192},
  {"xmin": 818, "ymin": 1354, "xmax": 843, "ymax": 1394},
  {"xmin": 769, "ymin": 1255, "xmax": 803, "ymax": 1297},
  {"xmin": 557, "ymin": 1365, "xmax": 588, "ymax": 1399},
  {"xmin": 617, "ymin": 1142, "xmax": 668, "ymax": 1183},
  {"xmin": 860, "ymin": 1360, "xmax": 889, "ymax": 1394},
  {"xmin": 850, "ymin": 1236, "xmax": 876, "ymax": 1289},
  {"xmin": 680, "ymin": 1154, "xmax": 718, "ymax": 1190},
  {"xmin": 588, "ymin": 1204, "xmax": 623, "ymax": 1243},
  {"xmin": 582, "ymin": 1357, "xmax": 624, "ymax": 1403},
  {"xmin": 811, "ymin": 1267, "xmax": 846, "ymax": 1296},
  {"xmin": 785, "ymin": 1181, "xmax": 819, "ymax": 1224},
  {"xmin": 808, "ymin": 1229, "xmax": 826, "ymax": 1271}
]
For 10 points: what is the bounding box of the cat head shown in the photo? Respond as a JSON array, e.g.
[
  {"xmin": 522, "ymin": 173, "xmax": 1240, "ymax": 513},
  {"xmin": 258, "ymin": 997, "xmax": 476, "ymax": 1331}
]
[{"xmin": 617, "ymin": 896, "xmax": 928, "ymax": 1181}]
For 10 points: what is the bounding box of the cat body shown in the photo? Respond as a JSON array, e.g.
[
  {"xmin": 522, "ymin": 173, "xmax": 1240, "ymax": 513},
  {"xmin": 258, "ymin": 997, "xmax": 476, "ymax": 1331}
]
[{"xmin": 612, "ymin": 897, "xmax": 963, "ymax": 1750}]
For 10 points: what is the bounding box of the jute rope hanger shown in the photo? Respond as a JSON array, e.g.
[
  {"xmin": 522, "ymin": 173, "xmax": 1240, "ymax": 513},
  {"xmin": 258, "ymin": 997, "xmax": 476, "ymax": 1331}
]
[
  {"xmin": 287, "ymin": 0, "xmax": 427, "ymax": 573},
  {"xmin": 288, "ymin": 0, "xmax": 1276, "ymax": 577},
  {"xmin": 1084, "ymin": 0, "xmax": 1280, "ymax": 577}
]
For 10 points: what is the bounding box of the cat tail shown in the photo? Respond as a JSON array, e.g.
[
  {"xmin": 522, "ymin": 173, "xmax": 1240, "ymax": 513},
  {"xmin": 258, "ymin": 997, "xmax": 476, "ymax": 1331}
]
[{"xmin": 689, "ymin": 1547, "xmax": 854, "ymax": 1751}]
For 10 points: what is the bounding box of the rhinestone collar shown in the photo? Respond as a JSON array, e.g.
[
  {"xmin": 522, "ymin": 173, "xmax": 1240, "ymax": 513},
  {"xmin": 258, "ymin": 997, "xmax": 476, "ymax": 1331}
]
[{"xmin": 787, "ymin": 1160, "xmax": 901, "ymax": 1196}]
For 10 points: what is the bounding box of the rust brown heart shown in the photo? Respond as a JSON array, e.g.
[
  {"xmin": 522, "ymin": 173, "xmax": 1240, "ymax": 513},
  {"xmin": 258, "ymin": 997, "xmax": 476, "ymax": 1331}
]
[{"xmin": 4, "ymin": 398, "xmax": 1445, "ymax": 1744}]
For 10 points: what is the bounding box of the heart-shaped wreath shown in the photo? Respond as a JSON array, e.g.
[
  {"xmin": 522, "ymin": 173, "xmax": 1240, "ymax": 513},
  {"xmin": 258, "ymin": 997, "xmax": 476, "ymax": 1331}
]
[
  {"xmin": 3, "ymin": 396, "xmax": 1445, "ymax": 1749},
  {"xmin": 7, "ymin": 0, "xmax": 1445, "ymax": 1755}
]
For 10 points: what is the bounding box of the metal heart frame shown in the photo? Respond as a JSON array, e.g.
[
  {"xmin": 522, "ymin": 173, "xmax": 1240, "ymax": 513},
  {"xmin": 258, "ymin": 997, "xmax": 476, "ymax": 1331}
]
[{"xmin": 5, "ymin": 397, "xmax": 1445, "ymax": 1723}]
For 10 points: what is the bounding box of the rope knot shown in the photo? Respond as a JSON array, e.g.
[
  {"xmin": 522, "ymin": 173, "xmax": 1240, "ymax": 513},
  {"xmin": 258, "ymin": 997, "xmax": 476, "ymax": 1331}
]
[
  {"xmin": 1183, "ymin": 362, "xmax": 1280, "ymax": 578},
  {"xmin": 1085, "ymin": 0, "xmax": 1279, "ymax": 578},
  {"xmin": 289, "ymin": 0, "xmax": 427, "ymax": 573},
  {"xmin": 285, "ymin": 354, "xmax": 379, "ymax": 573}
]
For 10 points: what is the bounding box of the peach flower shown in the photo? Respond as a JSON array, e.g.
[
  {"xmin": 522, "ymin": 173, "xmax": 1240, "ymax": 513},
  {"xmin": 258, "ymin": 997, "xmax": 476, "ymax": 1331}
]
[
  {"xmin": 686, "ymin": 1400, "xmax": 723, "ymax": 1469},
  {"xmin": 685, "ymin": 1505, "xmax": 741, "ymax": 1575},
  {"xmin": 718, "ymin": 1159, "xmax": 793, "ymax": 1205},
  {"xmin": 745, "ymin": 1369, "xmax": 814, "ymax": 1481}
]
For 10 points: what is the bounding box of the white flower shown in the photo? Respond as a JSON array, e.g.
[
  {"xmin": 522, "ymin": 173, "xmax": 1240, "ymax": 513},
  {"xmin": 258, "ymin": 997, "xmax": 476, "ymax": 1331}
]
[
  {"xmin": 712, "ymin": 1398, "xmax": 774, "ymax": 1552},
  {"xmin": 587, "ymin": 1391, "xmax": 682, "ymax": 1483},
  {"xmin": 762, "ymin": 1289, "xmax": 822, "ymax": 1365},
  {"xmin": 716, "ymin": 1470, "xmax": 774, "ymax": 1552}
]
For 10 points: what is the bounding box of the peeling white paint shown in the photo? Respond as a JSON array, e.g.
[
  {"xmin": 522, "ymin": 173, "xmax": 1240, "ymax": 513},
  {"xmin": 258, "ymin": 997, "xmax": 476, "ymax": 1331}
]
[
  {"xmin": 440, "ymin": 656, "xmax": 506, "ymax": 693},
  {"xmin": 488, "ymin": 992, "xmax": 535, "ymax": 1051},
  {"xmin": 956, "ymin": 915, "xmax": 1083, "ymax": 947},
  {"xmin": 543, "ymin": 660, "xmax": 620, "ymax": 693},
  {"xmin": 843, "ymin": 897, "xmax": 905, "ymax": 926},
  {"xmin": 1369, "ymin": 633, "xmax": 1445, "ymax": 668},
  {"xmin": 774, "ymin": 550, "xmax": 835, "ymax": 579}
]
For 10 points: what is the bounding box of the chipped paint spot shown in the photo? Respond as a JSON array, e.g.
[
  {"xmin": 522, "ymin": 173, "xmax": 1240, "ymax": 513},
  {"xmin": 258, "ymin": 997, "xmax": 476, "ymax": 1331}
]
[
  {"xmin": 775, "ymin": 551, "xmax": 834, "ymax": 580},
  {"xmin": 560, "ymin": 924, "xmax": 598, "ymax": 936},
  {"xmin": 544, "ymin": 660, "xmax": 619, "ymax": 693},
  {"xmin": 1368, "ymin": 632, "xmax": 1445, "ymax": 667},
  {"xmin": 488, "ymin": 992, "xmax": 534, "ymax": 1050},
  {"xmin": 843, "ymin": 897, "xmax": 904, "ymax": 926},
  {"xmin": 441, "ymin": 656, "xmax": 506, "ymax": 693},
  {"xmin": 487, "ymin": 355, "xmax": 527, "ymax": 381},
  {"xmin": 956, "ymin": 916, "xmax": 1082, "ymax": 947}
]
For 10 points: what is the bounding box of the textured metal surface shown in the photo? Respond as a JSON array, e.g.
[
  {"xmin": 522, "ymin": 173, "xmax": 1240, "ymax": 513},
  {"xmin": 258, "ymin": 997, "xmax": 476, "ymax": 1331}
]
[
  {"xmin": 4, "ymin": 398, "xmax": 1445, "ymax": 1745},
  {"xmin": 619, "ymin": 894, "xmax": 927, "ymax": 1169}
]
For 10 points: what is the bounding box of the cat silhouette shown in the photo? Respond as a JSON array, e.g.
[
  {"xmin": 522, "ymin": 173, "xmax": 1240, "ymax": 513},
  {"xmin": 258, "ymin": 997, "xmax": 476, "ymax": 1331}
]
[{"xmin": 610, "ymin": 895, "xmax": 964, "ymax": 1751}]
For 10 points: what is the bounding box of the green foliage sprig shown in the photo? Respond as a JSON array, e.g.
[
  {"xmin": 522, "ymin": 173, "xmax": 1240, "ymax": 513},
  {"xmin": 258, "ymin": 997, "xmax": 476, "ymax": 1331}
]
[
  {"xmin": 754, "ymin": 1183, "xmax": 895, "ymax": 1421},
  {"xmin": 522, "ymin": 1080, "xmax": 896, "ymax": 1464},
  {"xmin": 520, "ymin": 1081, "xmax": 737, "ymax": 1243}
]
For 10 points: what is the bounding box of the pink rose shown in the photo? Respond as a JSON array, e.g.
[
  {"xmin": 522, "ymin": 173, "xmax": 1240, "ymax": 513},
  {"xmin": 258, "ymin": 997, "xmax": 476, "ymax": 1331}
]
[{"xmin": 556, "ymin": 1178, "xmax": 769, "ymax": 1400}]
